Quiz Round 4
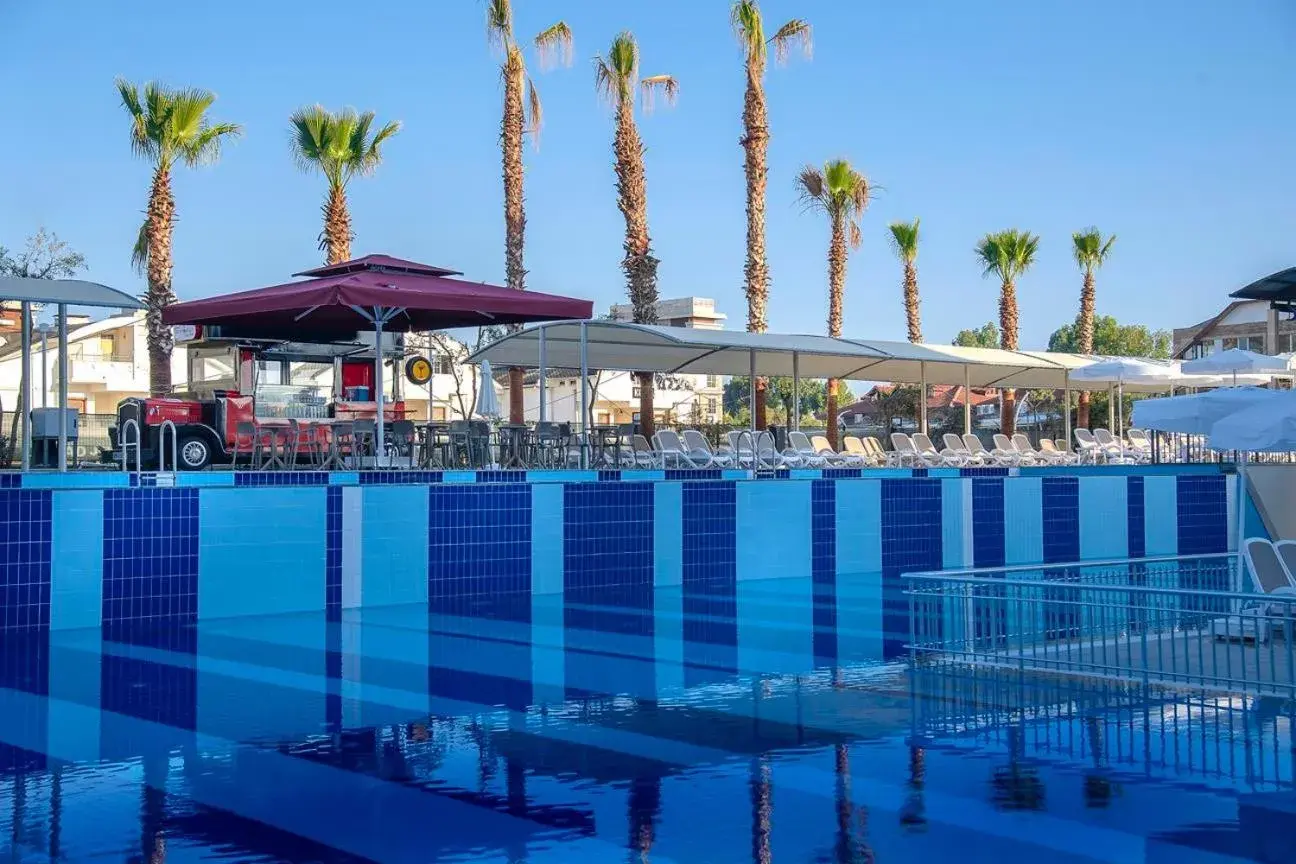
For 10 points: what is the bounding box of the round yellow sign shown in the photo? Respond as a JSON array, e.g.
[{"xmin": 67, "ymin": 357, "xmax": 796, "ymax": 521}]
[{"xmin": 405, "ymin": 356, "xmax": 433, "ymax": 385}]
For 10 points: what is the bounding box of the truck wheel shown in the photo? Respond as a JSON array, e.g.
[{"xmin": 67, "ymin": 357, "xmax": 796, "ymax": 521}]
[{"xmin": 177, "ymin": 436, "xmax": 212, "ymax": 471}]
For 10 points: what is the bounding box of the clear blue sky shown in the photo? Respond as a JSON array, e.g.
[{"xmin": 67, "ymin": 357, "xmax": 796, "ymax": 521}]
[{"xmin": 2, "ymin": 0, "xmax": 1294, "ymax": 348}]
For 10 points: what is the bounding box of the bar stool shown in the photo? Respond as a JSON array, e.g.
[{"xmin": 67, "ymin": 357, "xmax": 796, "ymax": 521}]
[
  {"xmin": 260, "ymin": 426, "xmax": 289, "ymax": 470},
  {"xmin": 233, "ymin": 422, "xmax": 258, "ymax": 470},
  {"xmin": 352, "ymin": 419, "xmax": 377, "ymax": 467},
  {"xmin": 321, "ymin": 421, "xmax": 355, "ymax": 470}
]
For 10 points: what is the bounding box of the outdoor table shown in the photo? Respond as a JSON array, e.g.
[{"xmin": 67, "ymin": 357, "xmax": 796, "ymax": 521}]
[
  {"xmin": 418, "ymin": 423, "xmax": 451, "ymax": 467},
  {"xmin": 497, "ymin": 423, "xmax": 530, "ymax": 469},
  {"xmin": 591, "ymin": 426, "xmax": 623, "ymax": 468}
]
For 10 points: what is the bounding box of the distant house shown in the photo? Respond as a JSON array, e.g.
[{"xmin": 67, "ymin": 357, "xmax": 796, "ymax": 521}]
[
  {"xmin": 838, "ymin": 385, "xmax": 1001, "ymax": 430},
  {"xmin": 1173, "ymin": 298, "xmax": 1296, "ymax": 359}
]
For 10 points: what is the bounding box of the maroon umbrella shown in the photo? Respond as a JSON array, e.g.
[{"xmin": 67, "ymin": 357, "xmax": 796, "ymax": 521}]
[
  {"xmin": 162, "ymin": 253, "xmax": 592, "ymax": 338},
  {"xmin": 162, "ymin": 254, "xmax": 593, "ymax": 459}
]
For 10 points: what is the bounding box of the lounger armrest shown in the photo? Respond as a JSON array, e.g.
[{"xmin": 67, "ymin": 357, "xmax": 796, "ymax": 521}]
[{"xmin": 1270, "ymin": 586, "xmax": 1296, "ymax": 598}]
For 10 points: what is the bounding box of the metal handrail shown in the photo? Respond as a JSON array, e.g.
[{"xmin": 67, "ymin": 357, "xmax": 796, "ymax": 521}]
[
  {"xmin": 158, "ymin": 419, "xmax": 178, "ymax": 473},
  {"xmin": 904, "ymin": 552, "xmax": 1235, "ymax": 582},
  {"xmin": 119, "ymin": 418, "xmax": 141, "ymax": 474}
]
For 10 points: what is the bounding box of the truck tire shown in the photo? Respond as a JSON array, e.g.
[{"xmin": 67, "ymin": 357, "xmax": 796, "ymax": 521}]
[{"xmin": 177, "ymin": 435, "xmax": 213, "ymax": 471}]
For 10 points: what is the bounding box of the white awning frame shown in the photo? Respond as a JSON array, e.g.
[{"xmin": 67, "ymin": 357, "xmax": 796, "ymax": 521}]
[{"xmin": 0, "ymin": 277, "xmax": 144, "ymax": 310}]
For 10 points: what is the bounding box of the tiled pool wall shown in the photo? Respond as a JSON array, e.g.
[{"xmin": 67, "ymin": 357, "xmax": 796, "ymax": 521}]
[{"xmin": 0, "ymin": 466, "xmax": 1236, "ymax": 651}]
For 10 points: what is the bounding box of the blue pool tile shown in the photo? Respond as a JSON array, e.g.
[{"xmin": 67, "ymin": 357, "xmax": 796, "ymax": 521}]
[
  {"xmin": 1127, "ymin": 476, "xmax": 1146, "ymax": 559},
  {"xmin": 1144, "ymin": 475, "xmax": 1180, "ymax": 556},
  {"xmin": 1004, "ymin": 478, "xmax": 1044, "ymax": 565},
  {"xmin": 476, "ymin": 469, "xmax": 525, "ymax": 484},
  {"xmin": 51, "ymin": 490, "xmax": 103, "ymax": 631},
  {"xmin": 563, "ymin": 483, "xmax": 654, "ymax": 630},
  {"xmin": 234, "ymin": 471, "xmax": 330, "ymax": 487},
  {"xmin": 326, "ymin": 486, "xmax": 342, "ymax": 621},
  {"xmin": 821, "ymin": 467, "xmax": 862, "ymax": 479},
  {"xmin": 681, "ymin": 481, "xmax": 737, "ymax": 679},
  {"xmin": 0, "ymin": 473, "xmax": 21, "ymax": 488},
  {"xmin": 101, "ymin": 488, "xmax": 199, "ymax": 628},
  {"xmin": 428, "ymin": 483, "xmax": 532, "ymax": 621},
  {"xmin": 880, "ymin": 478, "xmax": 942, "ymax": 656},
  {"xmin": 1177, "ymin": 475, "xmax": 1228, "ymax": 555},
  {"xmin": 972, "ymin": 478, "xmax": 1006, "ymax": 569},
  {"xmin": 1078, "ymin": 476, "xmax": 1128, "ymax": 561},
  {"xmin": 667, "ymin": 468, "xmax": 722, "ymax": 481},
  {"xmin": 810, "ymin": 479, "xmax": 837, "ymax": 662},
  {"xmin": 0, "ymin": 489, "xmax": 52, "ymax": 631},
  {"xmin": 1041, "ymin": 477, "xmax": 1080, "ymax": 564},
  {"xmin": 597, "ymin": 469, "xmax": 622, "ymax": 482},
  {"xmin": 361, "ymin": 486, "xmax": 430, "ymax": 608},
  {"xmin": 359, "ymin": 470, "xmax": 444, "ymax": 485}
]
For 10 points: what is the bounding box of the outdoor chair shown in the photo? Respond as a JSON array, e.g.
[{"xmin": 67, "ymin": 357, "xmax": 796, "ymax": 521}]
[
  {"xmin": 786, "ymin": 431, "xmax": 829, "ymax": 467},
  {"xmin": 1276, "ymin": 540, "xmax": 1296, "ymax": 584},
  {"xmin": 961, "ymin": 434, "xmax": 1003, "ymax": 466},
  {"xmin": 755, "ymin": 430, "xmax": 794, "ymax": 468},
  {"xmin": 629, "ymin": 434, "xmax": 659, "ymax": 468},
  {"xmin": 993, "ymin": 434, "xmax": 1032, "ymax": 466},
  {"xmin": 683, "ymin": 429, "xmax": 734, "ymax": 468},
  {"xmin": 653, "ymin": 430, "xmax": 703, "ymax": 468},
  {"xmin": 386, "ymin": 420, "xmax": 417, "ymax": 462},
  {"xmin": 1012, "ymin": 433, "xmax": 1059, "ymax": 465},
  {"xmin": 1037, "ymin": 438, "xmax": 1076, "ymax": 465},
  {"xmin": 286, "ymin": 418, "xmax": 324, "ymax": 468},
  {"xmin": 943, "ymin": 433, "xmax": 981, "ymax": 465},
  {"xmin": 352, "ymin": 420, "xmax": 377, "ymax": 466},
  {"xmin": 1074, "ymin": 429, "xmax": 1105, "ymax": 464},
  {"xmin": 913, "ymin": 432, "xmax": 964, "ymax": 466},
  {"xmin": 321, "ymin": 421, "xmax": 355, "ymax": 471},
  {"xmin": 1093, "ymin": 428, "xmax": 1137, "ymax": 463},
  {"xmin": 863, "ymin": 436, "xmax": 893, "ymax": 466},
  {"xmin": 811, "ymin": 434, "xmax": 865, "ymax": 467},
  {"xmin": 1054, "ymin": 439, "xmax": 1073, "ymax": 459},
  {"xmin": 842, "ymin": 436, "xmax": 879, "ymax": 467},
  {"xmin": 1213, "ymin": 538, "xmax": 1296, "ymax": 642},
  {"xmin": 232, "ymin": 422, "xmax": 260, "ymax": 470}
]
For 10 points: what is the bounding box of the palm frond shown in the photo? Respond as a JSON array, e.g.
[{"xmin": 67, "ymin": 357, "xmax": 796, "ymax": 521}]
[
  {"xmin": 796, "ymin": 165, "xmax": 826, "ymax": 212},
  {"xmin": 534, "ymin": 21, "xmax": 573, "ymax": 70},
  {"xmin": 288, "ymin": 104, "xmax": 331, "ymax": 174},
  {"xmin": 849, "ymin": 221, "xmax": 862, "ymax": 250},
  {"xmin": 130, "ymin": 216, "xmax": 150, "ymax": 276},
  {"xmin": 486, "ymin": 0, "xmax": 512, "ymax": 50},
  {"xmin": 1072, "ymin": 227, "xmax": 1116, "ymax": 270},
  {"xmin": 359, "ymin": 119, "xmax": 401, "ymax": 176},
  {"xmin": 289, "ymin": 105, "xmax": 398, "ymax": 185},
  {"xmin": 595, "ymin": 32, "xmax": 638, "ymax": 106},
  {"xmin": 731, "ymin": 0, "xmax": 765, "ymax": 59},
  {"xmin": 181, "ymin": 121, "xmax": 242, "ymax": 168},
  {"xmin": 525, "ymin": 76, "xmax": 543, "ymax": 140},
  {"xmin": 115, "ymin": 78, "xmax": 157, "ymax": 161},
  {"xmin": 640, "ymin": 74, "xmax": 678, "ymax": 112},
  {"xmin": 769, "ymin": 19, "xmax": 812, "ymax": 65},
  {"xmin": 888, "ymin": 219, "xmax": 920, "ymax": 262},
  {"xmin": 978, "ymin": 229, "xmax": 1039, "ymax": 281}
]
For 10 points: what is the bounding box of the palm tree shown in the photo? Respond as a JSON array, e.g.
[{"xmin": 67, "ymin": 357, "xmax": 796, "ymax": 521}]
[
  {"xmin": 116, "ymin": 80, "xmax": 241, "ymax": 395},
  {"xmin": 975, "ymin": 229, "xmax": 1040, "ymax": 436},
  {"xmin": 1072, "ymin": 228, "xmax": 1116, "ymax": 428},
  {"xmin": 288, "ymin": 106, "xmax": 401, "ymax": 265},
  {"xmin": 733, "ymin": 0, "xmax": 811, "ymax": 429},
  {"xmin": 888, "ymin": 219, "xmax": 922, "ymax": 343},
  {"xmin": 595, "ymin": 31, "xmax": 677, "ymax": 439},
  {"xmin": 487, "ymin": 0, "xmax": 573, "ymax": 423},
  {"xmin": 797, "ymin": 159, "xmax": 870, "ymax": 449}
]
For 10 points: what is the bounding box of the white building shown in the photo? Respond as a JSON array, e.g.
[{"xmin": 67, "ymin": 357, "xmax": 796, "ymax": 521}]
[{"xmin": 521, "ymin": 297, "xmax": 728, "ymax": 426}]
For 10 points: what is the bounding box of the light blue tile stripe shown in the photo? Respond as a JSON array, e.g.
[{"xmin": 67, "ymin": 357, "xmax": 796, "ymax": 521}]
[
  {"xmin": 50, "ymin": 490, "xmax": 103, "ymax": 631},
  {"xmin": 175, "ymin": 472, "xmax": 233, "ymax": 487},
  {"xmin": 199, "ymin": 487, "xmax": 327, "ymax": 619},
  {"xmin": 530, "ymin": 484, "xmax": 564, "ymax": 596},
  {"xmin": 329, "ymin": 472, "xmax": 360, "ymax": 485},
  {"xmin": 941, "ymin": 479, "xmax": 971, "ymax": 569},
  {"xmin": 836, "ymin": 479, "xmax": 882, "ymax": 574},
  {"xmin": 361, "ymin": 486, "xmax": 429, "ymax": 607},
  {"xmin": 48, "ymin": 632, "xmax": 101, "ymax": 761},
  {"xmin": 737, "ymin": 480, "xmax": 810, "ymax": 581},
  {"xmin": 654, "ymin": 586, "xmax": 684, "ymax": 694},
  {"xmin": 24, "ymin": 473, "xmax": 131, "ymax": 489},
  {"xmin": 653, "ymin": 482, "xmax": 683, "ymax": 587},
  {"xmin": 1079, "ymin": 476, "xmax": 1128, "ymax": 560},
  {"xmin": 1144, "ymin": 476, "xmax": 1179, "ymax": 556},
  {"xmin": 624, "ymin": 469, "xmax": 666, "ymax": 482},
  {"xmin": 441, "ymin": 471, "xmax": 476, "ymax": 484},
  {"xmin": 1003, "ymin": 477, "xmax": 1043, "ymax": 565}
]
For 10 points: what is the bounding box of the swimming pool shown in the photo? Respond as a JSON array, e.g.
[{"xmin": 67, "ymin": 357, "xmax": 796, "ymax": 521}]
[{"xmin": 0, "ymin": 572, "xmax": 1289, "ymax": 863}]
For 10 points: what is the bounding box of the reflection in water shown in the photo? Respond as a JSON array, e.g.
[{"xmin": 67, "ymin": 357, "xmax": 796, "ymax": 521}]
[
  {"xmin": 833, "ymin": 744, "xmax": 874, "ymax": 864},
  {"xmin": 898, "ymin": 744, "xmax": 927, "ymax": 831},
  {"xmin": 1082, "ymin": 715, "xmax": 1114, "ymax": 809},
  {"xmin": 135, "ymin": 755, "xmax": 167, "ymax": 864},
  {"xmin": 750, "ymin": 757, "xmax": 772, "ymax": 864},
  {"xmin": 990, "ymin": 726, "xmax": 1046, "ymax": 812},
  {"xmin": 627, "ymin": 774, "xmax": 661, "ymax": 862}
]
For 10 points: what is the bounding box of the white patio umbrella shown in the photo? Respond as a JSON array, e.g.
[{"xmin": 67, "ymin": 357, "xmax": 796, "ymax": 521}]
[
  {"xmin": 1068, "ymin": 358, "xmax": 1181, "ymax": 435},
  {"xmin": 1208, "ymin": 391, "xmax": 1296, "ymax": 453},
  {"xmin": 1131, "ymin": 386, "xmax": 1286, "ymax": 436},
  {"xmin": 1182, "ymin": 348, "xmax": 1293, "ymax": 386},
  {"xmin": 475, "ymin": 359, "xmax": 501, "ymax": 419}
]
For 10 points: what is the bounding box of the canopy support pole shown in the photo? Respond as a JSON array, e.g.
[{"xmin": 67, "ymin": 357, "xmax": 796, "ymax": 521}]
[
  {"xmin": 374, "ymin": 311, "xmax": 386, "ymax": 464},
  {"xmin": 792, "ymin": 351, "xmax": 800, "ymax": 432},
  {"xmin": 919, "ymin": 361, "xmax": 928, "ymax": 435},
  {"xmin": 538, "ymin": 326, "xmax": 548, "ymax": 424},
  {"xmin": 1063, "ymin": 372, "xmax": 1072, "ymax": 450},
  {"xmin": 1236, "ymin": 454, "xmax": 1248, "ymax": 592},
  {"xmin": 963, "ymin": 364, "xmax": 972, "ymax": 436},
  {"xmin": 1108, "ymin": 384, "xmax": 1116, "ymax": 433},
  {"xmin": 579, "ymin": 322, "xmax": 589, "ymax": 469},
  {"xmin": 57, "ymin": 304, "xmax": 68, "ymax": 472},
  {"xmin": 19, "ymin": 302, "xmax": 30, "ymax": 471},
  {"xmin": 748, "ymin": 349, "xmax": 757, "ymax": 438}
]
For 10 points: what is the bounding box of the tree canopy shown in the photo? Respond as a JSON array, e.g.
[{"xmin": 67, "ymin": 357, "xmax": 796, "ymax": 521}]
[
  {"xmin": 723, "ymin": 376, "xmax": 852, "ymax": 422},
  {"xmin": 1048, "ymin": 314, "xmax": 1171, "ymax": 359},
  {"xmin": 0, "ymin": 228, "xmax": 86, "ymax": 280},
  {"xmin": 952, "ymin": 322, "xmax": 1000, "ymax": 349}
]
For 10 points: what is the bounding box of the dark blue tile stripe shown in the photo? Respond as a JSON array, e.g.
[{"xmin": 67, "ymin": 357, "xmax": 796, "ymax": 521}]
[
  {"xmin": 234, "ymin": 471, "xmax": 330, "ymax": 487},
  {"xmin": 0, "ymin": 490, "xmax": 52, "ymax": 631},
  {"xmin": 360, "ymin": 470, "xmax": 444, "ymax": 485},
  {"xmin": 563, "ymin": 483, "xmax": 654, "ymax": 637},
  {"xmin": 325, "ymin": 486, "xmax": 342, "ymax": 622},
  {"xmin": 1041, "ymin": 477, "xmax": 1080, "ymax": 564},
  {"xmin": 102, "ymin": 489, "xmax": 199, "ymax": 627},
  {"xmin": 668, "ymin": 468, "xmax": 723, "ymax": 481},
  {"xmin": 1177, "ymin": 475, "xmax": 1228, "ymax": 555},
  {"xmin": 1127, "ymin": 476, "xmax": 1146, "ymax": 559},
  {"xmin": 810, "ymin": 480, "xmax": 837, "ymax": 663},
  {"xmin": 971, "ymin": 478, "xmax": 1006, "ymax": 569},
  {"xmin": 428, "ymin": 484, "xmax": 531, "ymax": 622},
  {"xmin": 880, "ymin": 478, "xmax": 942, "ymax": 658},
  {"xmin": 682, "ymin": 481, "xmax": 737, "ymax": 683}
]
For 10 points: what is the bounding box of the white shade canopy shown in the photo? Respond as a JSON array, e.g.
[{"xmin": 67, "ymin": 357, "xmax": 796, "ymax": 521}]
[
  {"xmin": 1182, "ymin": 348, "xmax": 1293, "ymax": 376},
  {"xmin": 470, "ymin": 321, "xmax": 1176, "ymax": 392},
  {"xmin": 1209, "ymin": 391, "xmax": 1296, "ymax": 452},
  {"xmin": 1131, "ymin": 387, "xmax": 1286, "ymax": 436},
  {"xmin": 0, "ymin": 276, "xmax": 143, "ymax": 309},
  {"xmin": 1064, "ymin": 357, "xmax": 1181, "ymax": 385}
]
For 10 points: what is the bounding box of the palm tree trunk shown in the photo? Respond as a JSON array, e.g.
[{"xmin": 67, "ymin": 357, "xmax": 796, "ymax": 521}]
[
  {"xmin": 614, "ymin": 95, "xmax": 660, "ymax": 439},
  {"xmin": 904, "ymin": 260, "xmax": 922, "ymax": 343},
  {"xmin": 742, "ymin": 64, "xmax": 771, "ymax": 431},
  {"xmin": 145, "ymin": 165, "xmax": 176, "ymax": 396},
  {"xmin": 1077, "ymin": 268, "xmax": 1095, "ymax": 428},
  {"xmin": 999, "ymin": 277, "xmax": 1019, "ymax": 436},
  {"xmin": 322, "ymin": 183, "xmax": 352, "ymax": 266},
  {"xmin": 826, "ymin": 211, "xmax": 846, "ymax": 449},
  {"xmin": 503, "ymin": 49, "xmax": 528, "ymax": 425}
]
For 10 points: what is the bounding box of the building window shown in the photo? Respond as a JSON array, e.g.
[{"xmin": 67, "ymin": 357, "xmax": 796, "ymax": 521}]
[
  {"xmin": 1189, "ymin": 342, "xmax": 1215, "ymax": 359},
  {"xmin": 632, "ymin": 386, "xmax": 642, "ymax": 398},
  {"xmin": 706, "ymin": 397, "xmax": 718, "ymax": 416},
  {"xmin": 432, "ymin": 354, "xmax": 454, "ymax": 375},
  {"xmin": 1282, "ymin": 333, "xmax": 1296, "ymax": 353},
  {"xmin": 705, "ymin": 375, "xmax": 719, "ymax": 389},
  {"xmin": 1222, "ymin": 335, "xmax": 1263, "ymax": 352}
]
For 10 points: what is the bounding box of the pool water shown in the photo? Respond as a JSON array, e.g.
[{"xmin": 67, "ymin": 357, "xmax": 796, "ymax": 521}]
[{"xmin": 0, "ymin": 576, "xmax": 1290, "ymax": 863}]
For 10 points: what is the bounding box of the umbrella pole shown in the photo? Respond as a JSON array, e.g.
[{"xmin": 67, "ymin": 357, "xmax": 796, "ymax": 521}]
[
  {"xmin": 792, "ymin": 351, "xmax": 800, "ymax": 432},
  {"xmin": 538, "ymin": 326, "xmax": 547, "ymax": 424},
  {"xmin": 374, "ymin": 311, "xmax": 386, "ymax": 466},
  {"xmin": 1063, "ymin": 372, "xmax": 1071, "ymax": 449},
  {"xmin": 19, "ymin": 302, "xmax": 30, "ymax": 470},
  {"xmin": 57, "ymin": 304, "xmax": 68, "ymax": 472},
  {"xmin": 1236, "ymin": 454, "xmax": 1248, "ymax": 592},
  {"xmin": 579, "ymin": 321, "xmax": 588, "ymax": 469}
]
